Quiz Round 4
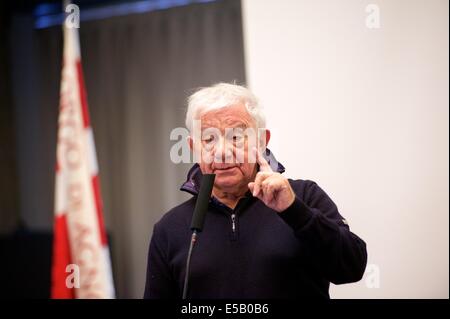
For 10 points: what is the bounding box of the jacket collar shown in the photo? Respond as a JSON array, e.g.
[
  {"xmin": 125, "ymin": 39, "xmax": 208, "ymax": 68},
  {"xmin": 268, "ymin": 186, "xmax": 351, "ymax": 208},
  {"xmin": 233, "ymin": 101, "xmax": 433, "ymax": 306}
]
[{"xmin": 180, "ymin": 148, "xmax": 285, "ymax": 196}]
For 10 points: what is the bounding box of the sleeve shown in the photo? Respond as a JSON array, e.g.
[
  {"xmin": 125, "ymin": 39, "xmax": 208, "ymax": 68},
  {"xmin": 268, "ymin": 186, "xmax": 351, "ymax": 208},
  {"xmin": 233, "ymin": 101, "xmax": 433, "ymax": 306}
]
[
  {"xmin": 143, "ymin": 222, "xmax": 178, "ymax": 299},
  {"xmin": 278, "ymin": 180, "xmax": 368, "ymax": 285}
]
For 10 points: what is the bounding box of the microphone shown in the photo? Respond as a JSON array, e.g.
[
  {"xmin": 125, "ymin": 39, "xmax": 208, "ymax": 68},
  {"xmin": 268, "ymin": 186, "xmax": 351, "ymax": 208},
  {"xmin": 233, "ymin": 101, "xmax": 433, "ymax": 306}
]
[
  {"xmin": 182, "ymin": 173, "xmax": 215, "ymax": 299},
  {"xmin": 190, "ymin": 174, "xmax": 216, "ymax": 232}
]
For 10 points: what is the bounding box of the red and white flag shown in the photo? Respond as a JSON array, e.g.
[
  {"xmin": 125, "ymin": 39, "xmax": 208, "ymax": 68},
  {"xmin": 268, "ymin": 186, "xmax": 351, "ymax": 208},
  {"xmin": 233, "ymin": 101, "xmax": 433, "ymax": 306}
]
[{"xmin": 51, "ymin": 21, "xmax": 115, "ymax": 298}]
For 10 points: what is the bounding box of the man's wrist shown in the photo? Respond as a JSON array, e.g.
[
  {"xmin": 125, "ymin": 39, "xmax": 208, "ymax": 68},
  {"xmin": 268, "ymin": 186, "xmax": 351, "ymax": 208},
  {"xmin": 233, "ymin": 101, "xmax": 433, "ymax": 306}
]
[{"xmin": 278, "ymin": 197, "xmax": 315, "ymax": 230}]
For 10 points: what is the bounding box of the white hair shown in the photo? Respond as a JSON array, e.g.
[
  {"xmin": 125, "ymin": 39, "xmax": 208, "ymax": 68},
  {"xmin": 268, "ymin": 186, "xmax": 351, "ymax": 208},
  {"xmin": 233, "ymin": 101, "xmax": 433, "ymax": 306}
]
[{"xmin": 185, "ymin": 82, "xmax": 266, "ymax": 132}]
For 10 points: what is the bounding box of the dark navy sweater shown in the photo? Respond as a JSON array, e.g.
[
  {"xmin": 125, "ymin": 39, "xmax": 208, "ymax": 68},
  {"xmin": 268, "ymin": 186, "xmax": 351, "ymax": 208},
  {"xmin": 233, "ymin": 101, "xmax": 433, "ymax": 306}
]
[{"xmin": 144, "ymin": 157, "xmax": 367, "ymax": 299}]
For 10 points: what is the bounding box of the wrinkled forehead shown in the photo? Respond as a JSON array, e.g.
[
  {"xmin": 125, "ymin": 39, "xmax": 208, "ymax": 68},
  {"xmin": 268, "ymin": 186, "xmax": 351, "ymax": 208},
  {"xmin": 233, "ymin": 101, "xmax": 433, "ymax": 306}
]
[{"xmin": 200, "ymin": 104, "xmax": 256, "ymax": 129}]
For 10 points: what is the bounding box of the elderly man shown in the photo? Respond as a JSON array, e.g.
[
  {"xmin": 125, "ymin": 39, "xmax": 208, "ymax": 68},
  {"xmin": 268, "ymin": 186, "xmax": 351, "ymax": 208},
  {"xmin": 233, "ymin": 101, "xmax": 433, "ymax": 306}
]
[{"xmin": 144, "ymin": 83, "xmax": 367, "ymax": 299}]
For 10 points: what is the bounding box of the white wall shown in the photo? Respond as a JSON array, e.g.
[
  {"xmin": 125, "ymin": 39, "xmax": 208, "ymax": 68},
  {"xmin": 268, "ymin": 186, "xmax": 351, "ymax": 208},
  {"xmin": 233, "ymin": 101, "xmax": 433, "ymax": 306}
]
[{"xmin": 242, "ymin": 0, "xmax": 448, "ymax": 298}]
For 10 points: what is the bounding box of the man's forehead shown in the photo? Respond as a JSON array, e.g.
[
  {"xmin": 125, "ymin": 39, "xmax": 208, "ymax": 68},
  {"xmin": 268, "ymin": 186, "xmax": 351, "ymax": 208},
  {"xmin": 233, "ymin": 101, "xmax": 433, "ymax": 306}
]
[
  {"xmin": 201, "ymin": 117, "xmax": 251, "ymax": 128},
  {"xmin": 200, "ymin": 105, "xmax": 254, "ymax": 128}
]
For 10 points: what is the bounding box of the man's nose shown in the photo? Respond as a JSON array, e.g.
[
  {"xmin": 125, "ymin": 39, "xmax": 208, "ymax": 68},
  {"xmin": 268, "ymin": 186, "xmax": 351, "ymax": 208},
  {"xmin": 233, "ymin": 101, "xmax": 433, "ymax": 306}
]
[{"xmin": 214, "ymin": 137, "xmax": 233, "ymax": 163}]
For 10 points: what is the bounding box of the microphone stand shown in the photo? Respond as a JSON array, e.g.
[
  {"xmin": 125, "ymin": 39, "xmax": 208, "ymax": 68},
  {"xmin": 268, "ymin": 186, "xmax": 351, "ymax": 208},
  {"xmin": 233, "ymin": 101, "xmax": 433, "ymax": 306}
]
[
  {"xmin": 182, "ymin": 230, "xmax": 198, "ymax": 299},
  {"xmin": 182, "ymin": 173, "xmax": 215, "ymax": 300}
]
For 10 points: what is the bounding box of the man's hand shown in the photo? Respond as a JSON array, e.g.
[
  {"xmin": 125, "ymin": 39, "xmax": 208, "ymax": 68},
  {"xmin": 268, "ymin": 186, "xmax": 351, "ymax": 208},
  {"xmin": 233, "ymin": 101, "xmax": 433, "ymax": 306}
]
[{"xmin": 248, "ymin": 147, "xmax": 296, "ymax": 213}]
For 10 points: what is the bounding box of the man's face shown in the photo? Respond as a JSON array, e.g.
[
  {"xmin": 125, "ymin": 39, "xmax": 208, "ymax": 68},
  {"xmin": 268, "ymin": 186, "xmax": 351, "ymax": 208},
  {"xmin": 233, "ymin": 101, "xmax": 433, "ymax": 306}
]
[{"xmin": 190, "ymin": 104, "xmax": 266, "ymax": 193}]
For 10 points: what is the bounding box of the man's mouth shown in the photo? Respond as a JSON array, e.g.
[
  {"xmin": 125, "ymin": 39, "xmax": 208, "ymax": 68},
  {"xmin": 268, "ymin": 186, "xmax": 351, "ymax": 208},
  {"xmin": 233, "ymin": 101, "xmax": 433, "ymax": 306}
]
[{"xmin": 213, "ymin": 165, "xmax": 238, "ymax": 171}]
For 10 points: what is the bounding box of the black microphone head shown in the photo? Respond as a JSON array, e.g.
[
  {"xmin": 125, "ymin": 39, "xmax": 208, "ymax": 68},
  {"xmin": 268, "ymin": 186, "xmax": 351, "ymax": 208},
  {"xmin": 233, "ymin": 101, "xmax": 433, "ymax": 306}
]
[{"xmin": 190, "ymin": 174, "xmax": 215, "ymax": 232}]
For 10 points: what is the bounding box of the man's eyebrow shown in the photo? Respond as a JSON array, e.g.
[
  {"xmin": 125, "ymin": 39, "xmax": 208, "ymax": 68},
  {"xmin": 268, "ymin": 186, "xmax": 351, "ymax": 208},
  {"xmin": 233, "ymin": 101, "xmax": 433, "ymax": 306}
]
[
  {"xmin": 223, "ymin": 119, "xmax": 250, "ymax": 128},
  {"xmin": 230, "ymin": 124, "xmax": 248, "ymax": 129},
  {"xmin": 200, "ymin": 122, "xmax": 249, "ymax": 130}
]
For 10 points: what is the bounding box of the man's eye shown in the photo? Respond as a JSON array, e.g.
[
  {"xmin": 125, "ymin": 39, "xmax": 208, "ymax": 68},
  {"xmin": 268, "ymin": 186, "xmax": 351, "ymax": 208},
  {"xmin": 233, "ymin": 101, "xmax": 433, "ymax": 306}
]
[
  {"xmin": 203, "ymin": 136, "xmax": 215, "ymax": 143},
  {"xmin": 233, "ymin": 135, "xmax": 243, "ymax": 142}
]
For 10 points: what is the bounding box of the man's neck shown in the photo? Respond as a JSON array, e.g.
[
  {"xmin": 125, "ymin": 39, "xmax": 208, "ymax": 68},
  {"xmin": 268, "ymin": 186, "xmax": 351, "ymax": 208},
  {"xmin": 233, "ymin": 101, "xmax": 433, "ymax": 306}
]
[
  {"xmin": 212, "ymin": 187, "xmax": 248, "ymax": 210},
  {"xmin": 210, "ymin": 167, "xmax": 258, "ymax": 210}
]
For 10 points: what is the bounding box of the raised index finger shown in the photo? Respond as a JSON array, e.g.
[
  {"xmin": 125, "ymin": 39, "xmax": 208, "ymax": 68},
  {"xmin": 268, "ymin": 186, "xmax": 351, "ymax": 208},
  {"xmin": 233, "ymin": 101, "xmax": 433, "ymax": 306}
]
[{"xmin": 254, "ymin": 147, "xmax": 272, "ymax": 172}]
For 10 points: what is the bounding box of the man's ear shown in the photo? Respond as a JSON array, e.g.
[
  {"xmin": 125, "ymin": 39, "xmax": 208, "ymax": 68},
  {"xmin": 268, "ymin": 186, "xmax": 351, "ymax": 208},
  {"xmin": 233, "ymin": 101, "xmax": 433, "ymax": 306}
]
[
  {"xmin": 265, "ymin": 129, "xmax": 271, "ymax": 147},
  {"xmin": 259, "ymin": 129, "xmax": 271, "ymax": 151},
  {"xmin": 187, "ymin": 135, "xmax": 193, "ymax": 151}
]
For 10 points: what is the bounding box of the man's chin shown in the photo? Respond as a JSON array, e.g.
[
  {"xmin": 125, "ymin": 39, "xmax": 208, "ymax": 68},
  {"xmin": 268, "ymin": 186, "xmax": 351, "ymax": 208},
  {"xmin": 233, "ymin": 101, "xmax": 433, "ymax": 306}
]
[{"xmin": 214, "ymin": 176, "xmax": 241, "ymax": 189}]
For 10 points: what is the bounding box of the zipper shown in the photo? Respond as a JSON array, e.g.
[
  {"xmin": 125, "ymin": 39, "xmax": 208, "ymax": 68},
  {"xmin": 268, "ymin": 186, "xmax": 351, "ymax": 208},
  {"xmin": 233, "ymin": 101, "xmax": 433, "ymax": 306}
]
[{"xmin": 231, "ymin": 213, "xmax": 236, "ymax": 233}]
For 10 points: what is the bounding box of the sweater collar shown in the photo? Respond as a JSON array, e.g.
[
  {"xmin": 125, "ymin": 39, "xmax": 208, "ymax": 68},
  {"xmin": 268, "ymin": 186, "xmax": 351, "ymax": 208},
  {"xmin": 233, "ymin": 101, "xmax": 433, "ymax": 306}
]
[{"xmin": 180, "ymin": 148, "xmax": 285, "ymax": 196}]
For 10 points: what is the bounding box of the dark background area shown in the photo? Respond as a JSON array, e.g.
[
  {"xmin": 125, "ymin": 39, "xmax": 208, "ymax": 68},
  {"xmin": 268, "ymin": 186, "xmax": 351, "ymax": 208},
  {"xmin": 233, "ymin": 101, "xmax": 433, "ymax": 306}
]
[{"xmin": 0, "ymin": 0, "xmax": 246, "ymax": 298}]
